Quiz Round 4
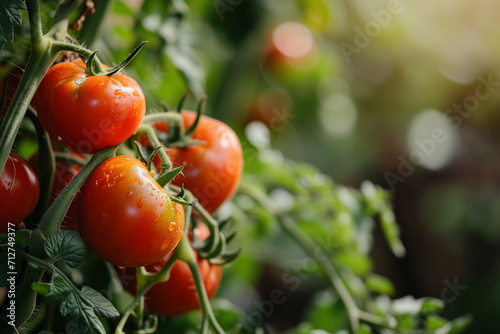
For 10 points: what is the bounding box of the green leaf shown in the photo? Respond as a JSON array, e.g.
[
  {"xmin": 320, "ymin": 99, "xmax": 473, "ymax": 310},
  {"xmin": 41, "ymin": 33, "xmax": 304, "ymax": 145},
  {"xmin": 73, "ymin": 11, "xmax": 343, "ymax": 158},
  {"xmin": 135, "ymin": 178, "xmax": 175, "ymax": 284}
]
[
  {"xmin": 445, "ymin": 315, "xmax": 473, "ymax": 334},
  {"xmin": 156, "ymin": 166, "xmax": 184, "ymax": 187},
  {"xmin": 15, "ymin": 229, "xmax": 31, "ymax": 248},
  {"xmin": 0, "ymin": 0, "xmax": 25, "ymax": 52},
  {"xmin": 211, "ymin": 299, "xmax": 243, "ymax": 331},
  {"xmin": 425, "ymin": 315, "xmax": 447, "ymax": 330},
  {"xmin": 60, "ymin": 292, "xmax": 106, "ymax": 334},
  {"xmin": 81, "ymin": 286, "xmax": 119, "ymax": 318},
  {"xmin": 45, "ymin": 230, "xmax": 88, "ymax": 268},
  {"xmin": 358, "ymin": 324, "xmax": 373, "ymax": 334},
  {"xmin": 161, "ymin": 4, "xmax": 205, "ymax": 98},
  {"xmin": 31, "ymin": 282, "xmax": 51, "ymax": 295},
  {"xmin": 112, "ymin": 0, "xmax": 134, "ymax": 15},
  {"xmin": 32, "ymin": 273, "xmax": 72, "ymax": 305},
  {"xmin": 365, "ymin": 274, "xmax": 395, "ymax": 296},
  {"xmin": 380, "ymin": 208, "xmax": 406, "ymax": 258},
  {"xmin": 134, "ymin": 140, "xmax": 153, "ymax": 163},
  {"xmin": 336, "ymin": 250, "xmax": 372, "ymax": 276},
  {"xmin": 420, "ymin": 298, "xmax": 444, "ymax": 314}
]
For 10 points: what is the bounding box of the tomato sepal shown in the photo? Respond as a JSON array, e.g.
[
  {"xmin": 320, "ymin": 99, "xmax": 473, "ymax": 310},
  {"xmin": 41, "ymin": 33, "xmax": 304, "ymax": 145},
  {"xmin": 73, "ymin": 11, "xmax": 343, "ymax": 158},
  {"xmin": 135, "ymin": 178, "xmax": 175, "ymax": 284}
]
[{"xmin": 86, "ymin": 41, "xmax": 148, "ymax": 77}]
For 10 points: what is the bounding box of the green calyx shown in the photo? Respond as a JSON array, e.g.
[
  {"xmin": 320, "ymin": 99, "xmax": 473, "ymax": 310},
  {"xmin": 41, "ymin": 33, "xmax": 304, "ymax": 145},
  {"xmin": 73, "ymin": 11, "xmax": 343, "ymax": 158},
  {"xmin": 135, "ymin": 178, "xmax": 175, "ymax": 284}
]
[{"xmin": 85, "ymin": 41, "xmax": 148, "ymax": 77}]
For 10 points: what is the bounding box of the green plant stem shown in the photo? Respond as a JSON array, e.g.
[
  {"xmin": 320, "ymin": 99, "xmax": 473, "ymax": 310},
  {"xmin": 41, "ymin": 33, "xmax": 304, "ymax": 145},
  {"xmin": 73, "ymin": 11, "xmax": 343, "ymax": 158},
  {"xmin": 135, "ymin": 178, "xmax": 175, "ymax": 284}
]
[
  {"xmin": 30, "ymin": 146, "xmax": 117, "ymax": 258},
  {"xmin": 239, "ymin": 182, "xmax": 362, "ymax": 333},
  {"xmin": 0, "ymin": 48, "xmax": 57, "ymax": 175},
  {"xmin": 138, "ymin": 124, "xmax": 172, "ymax": 171},
  {"xmin": 116, "ymin": 142, "xmax": 138, "ymax": 158},
  {"xmin": 142, "ymin": 112, "xmax": 184, "ymax": 125},
  {"xmin": 53, "ymin": 152, "xmax": 88, "ymax": 167},
  {"xmin": 48, "ymin": 0, "xmax": 84, "ymax": 40},
  {"xmin": 51, "ymin": 40, "xmax": 106, "ymax": 73},
  {"xmin": 26, "ymin": 0, "xmax": 44, "ymax": 45},
  {"xmin": 186, "ymin": 191, "xmax": 221, "ymax": 258},
  {"xmin": 176, "ymin": 238, "xmax": 225, "ymax": 334},
  {"xmin": 114, "ymin": 255, "xmax": 177, "ymax": 334}
]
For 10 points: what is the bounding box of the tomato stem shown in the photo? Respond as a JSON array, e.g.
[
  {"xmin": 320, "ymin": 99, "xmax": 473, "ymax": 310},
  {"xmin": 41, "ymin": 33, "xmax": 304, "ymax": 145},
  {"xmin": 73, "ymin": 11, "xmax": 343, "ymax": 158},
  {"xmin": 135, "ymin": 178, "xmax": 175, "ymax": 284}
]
[
  {"xmin": 184, "ymin": 96, "xmax": 206, "ymax": 136},
  {"xmin": 54, "ymin": 152, "xmax": 88, "ymax": 167},
  {"xmin": 26, "ymin": 0, "xmax": 44, "ymax": 45},
  {"xmin": 115, "ymin": 251, "xmax": 178, "ymax": 334},
  {"xmin": 142, "ymin": 111, "xmax": 184, "ymax": 124},
  {"xmin": 143, "ymin": 124, "xmax": 173, "ymax": 171},
  {"xmin": 181, "ymin": 241, "xmax": 225, "ymax": 334},
  {"xmin": 0, "ymin": 47, "xmax": 58, "ymax": 176},
  {"xmin": 103, "ymin": 41, "xmax": 149, "ymax": 77},
  {"xmin": 192, "ymin": 198, "xmax": 221, "ymax": 258},
  {"xmin": 48, "ymin": 0, "xmax": 84, "ymax": 41},
  {"xmin": 176, "ymin": 90, "xmax": 190, "ymax": 114}
]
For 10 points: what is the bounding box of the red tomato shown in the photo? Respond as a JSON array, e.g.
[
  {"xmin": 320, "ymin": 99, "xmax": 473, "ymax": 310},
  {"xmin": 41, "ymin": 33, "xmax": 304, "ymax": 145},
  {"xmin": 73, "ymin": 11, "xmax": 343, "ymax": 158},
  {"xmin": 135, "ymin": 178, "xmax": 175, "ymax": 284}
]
[
  {"xmin": 246, "ymin": 88, "xmax": 293, "ymax": 132},
  {"xmin": 264, "ymin": 22, "xmax": 316, "ymax": 68},
  {"xmin": 28, "ymin": 154, "xmax": 82, "ymax": 231},
  {"xmin": 0, "ymin": 153, "xmax": 40, "ymax": 233},
  {"xmin": 78, "ymin": 156, "xmax": 185, "ymax": 267},
  {"xmin": 152, "ymin": 111, "xmax": 243, "ymax": 213},
  {"xmin": 33, "ymin": 60, "xmax": 146, "ymax": 153},
  {"xmin": 116, "ymin": 223, "xmax": 223, "ymax": 316},
  {"xmin": 53, "ymin": 161, "xmax": 82, "ymax": 231}
]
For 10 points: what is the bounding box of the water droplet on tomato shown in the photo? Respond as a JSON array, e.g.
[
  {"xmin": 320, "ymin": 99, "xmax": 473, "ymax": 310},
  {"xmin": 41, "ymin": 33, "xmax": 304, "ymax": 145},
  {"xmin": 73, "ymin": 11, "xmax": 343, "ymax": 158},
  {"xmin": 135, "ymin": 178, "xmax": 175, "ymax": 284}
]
[
  {"xmin": 133, "ymin": 91, "xmax": 140, "ymax": 96},
  {"xmin": 137, "ymin": 197, "xmax": 145, "ymax": 208},
  {"xmin": 120, "ymin": 172, "xmax": 126, "ymax": 177},
  {"xmin": 127, "ymin": 191, "xmax": 133, "ymax": 199},
  {"xmin": 114, "ymin": 89, "xmax": 126, "ymax": 99},
  {"xmin": 168, "ymin": 222, "xmax": 176, "ymax": 231},
  {"xmin": 74, "ymin": 78, "xmax": 86, "ymax": 86},
  {"xmin": 117, "ymin": 265, "xmax": 126, "ymax": 270}
]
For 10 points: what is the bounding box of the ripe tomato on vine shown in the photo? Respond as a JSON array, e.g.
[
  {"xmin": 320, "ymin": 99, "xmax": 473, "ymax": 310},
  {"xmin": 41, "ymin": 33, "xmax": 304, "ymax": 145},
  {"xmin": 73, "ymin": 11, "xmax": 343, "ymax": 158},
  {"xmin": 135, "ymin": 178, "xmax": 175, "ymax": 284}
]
[
  {"xmin": 150, "ymin": 111, "xmax": 244, "ymax": 214},
  {"xmin": 0, "ymin": 153, "xmax": 39, "ymax": 233},
  {"xmin": 78, "ymin": 156, "xmax": 185, "ymax": 267},
  {"xmin": 33, "ymin": 60, "xmax": 146, "ymax": 154}
]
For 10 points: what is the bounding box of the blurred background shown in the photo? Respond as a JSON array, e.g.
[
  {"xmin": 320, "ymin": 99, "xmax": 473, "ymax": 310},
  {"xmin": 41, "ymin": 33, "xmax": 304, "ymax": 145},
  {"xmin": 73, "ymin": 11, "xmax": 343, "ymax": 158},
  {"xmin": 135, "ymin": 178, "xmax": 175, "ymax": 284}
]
[{"xmin": 99, "ymin": 0, "xmax": 500, "ymax": 332}]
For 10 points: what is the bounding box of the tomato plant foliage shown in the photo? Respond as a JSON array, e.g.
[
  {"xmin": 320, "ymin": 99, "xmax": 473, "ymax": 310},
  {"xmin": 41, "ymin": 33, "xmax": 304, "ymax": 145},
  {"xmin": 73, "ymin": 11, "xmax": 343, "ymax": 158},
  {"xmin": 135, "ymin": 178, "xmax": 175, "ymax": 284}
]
[{"xmin": 0, "ymin": 1, "xmax": 471, "ymax": 334}]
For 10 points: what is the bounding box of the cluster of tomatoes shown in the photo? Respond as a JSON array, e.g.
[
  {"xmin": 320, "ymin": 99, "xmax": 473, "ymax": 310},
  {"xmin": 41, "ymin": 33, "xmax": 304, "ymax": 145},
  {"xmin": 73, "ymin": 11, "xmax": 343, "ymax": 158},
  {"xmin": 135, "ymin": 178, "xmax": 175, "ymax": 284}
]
[{"xmin": 1, "ymin": 58, "xmax": 243, "ymax": 316}]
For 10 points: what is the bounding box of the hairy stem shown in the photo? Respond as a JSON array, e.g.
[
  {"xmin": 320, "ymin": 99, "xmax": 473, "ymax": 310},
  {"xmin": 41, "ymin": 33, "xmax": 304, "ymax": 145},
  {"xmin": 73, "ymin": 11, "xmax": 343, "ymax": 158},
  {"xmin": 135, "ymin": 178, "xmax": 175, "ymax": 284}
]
[
  {"xmin": 177, "ymin": 238, "xmax": 225, "ymax": 334},
  {"xmin": 114, "ymin": 254, "xmax": 177, "ymax": 334}
]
